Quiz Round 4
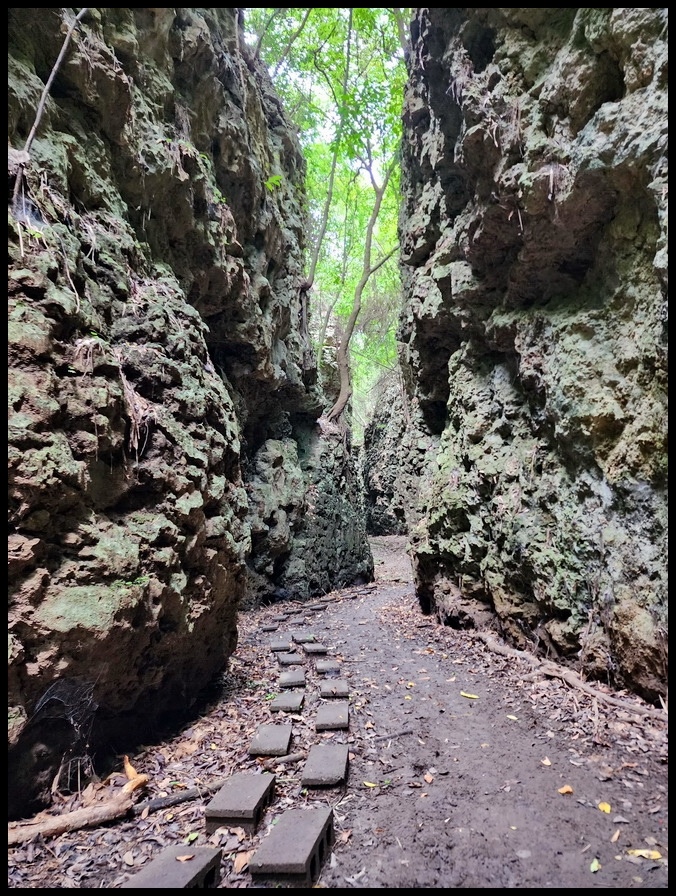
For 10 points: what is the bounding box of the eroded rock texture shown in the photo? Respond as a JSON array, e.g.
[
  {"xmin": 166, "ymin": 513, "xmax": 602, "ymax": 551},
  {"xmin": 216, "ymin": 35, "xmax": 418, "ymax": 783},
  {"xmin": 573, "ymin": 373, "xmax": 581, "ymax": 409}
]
[
  {"xmin": 8, "ymin": 7, "xmax": 371, "ymax": 818},
  {"xmin": 396, "ymin": 8, "xmax": 667, "ymax": 701}
]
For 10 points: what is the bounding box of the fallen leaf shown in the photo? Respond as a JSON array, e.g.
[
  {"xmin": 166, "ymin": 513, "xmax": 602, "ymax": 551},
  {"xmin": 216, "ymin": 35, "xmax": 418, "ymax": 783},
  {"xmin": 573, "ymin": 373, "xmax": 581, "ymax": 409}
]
[
  {"xmin": 598, "ymin": 802, "xmax": 611, "ymax": 814},
  {"xmin": 176, "ymin": 855, "xmax": 195, "ymax": 863},
  {"xmin": 627, "ymin": 849, "xmax": 662, "ymax": 860},
  {"xmin": 186, "ymin": 832, "xmax": 199, "ymax": 843},
  {"xmin": 233, "ymin": 850, "xmax": 253, "ymax": 873},
  {"xmin": 558, "ymin": 785, "xmax": 574, "ymax": 795},
  {"xmin": 541, "ymin": 757, "xmax": 551, "ymax": 766},
  {"xmin": 338, "ymin": 830, "xmax": 352, "ymax": 844},
  {"xmin": 123, "ymin": 851, "xmax": 134, "ymax": 866},
  {"xmin": 590, "ymin": 857, "xmax": 602, "ymax": 873},
  {"xmin": 363, "ymin": 781, "xmax": 378, "ymax": 788},
  {"xmin": 611, "ymin": 830, "xmax": 621, "ymax": 843},
  {"xmin": 408, "ymin": 781, "xmax": 423, "ymax": 788},
  {"xmin": 460, "ymin": 692, "xmax": 479, "ymax": 699},
  {"xmin": 123, "ymin": 755, "xmax": 140, "ymax": 780},
  {"xmin": 506, "ymin": 714, "xmax": 519, "ymax": 721},
  {"xmin": 121, "ymin": 773, "xmax": 149, "ymax": 795},
  {"xmin": 424, "ymin": 773, "xmax": 434, "ymax": 784}
]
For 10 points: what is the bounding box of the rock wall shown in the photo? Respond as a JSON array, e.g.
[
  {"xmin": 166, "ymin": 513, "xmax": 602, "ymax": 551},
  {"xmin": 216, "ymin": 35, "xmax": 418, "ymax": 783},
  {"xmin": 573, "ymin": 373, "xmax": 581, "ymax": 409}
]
[
  {"xmin": 361, "ymin": 373, "xmax": 426, "ymax": 536},
  {"xmin": 8, "ymin": 7, "xmax": 371, "ymax": 818},
  {"xmin": 397, "ymin": 8, "xmax": 667, "ymax": 701}
]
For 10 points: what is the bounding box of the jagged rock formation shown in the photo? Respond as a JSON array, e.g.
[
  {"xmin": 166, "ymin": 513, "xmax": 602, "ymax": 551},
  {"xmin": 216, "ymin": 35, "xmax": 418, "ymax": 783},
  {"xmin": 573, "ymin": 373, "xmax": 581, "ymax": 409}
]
[
  {"xmin": 361, "ymin": 374, "xmax": 425, "ymax": 536},
  {"xmin": 8, "ymin": 7, "xmax": 371, "ymax": 819},
  {"xmin": 395, "ymin": 8, "xmax": 668, "ymax": 702}
]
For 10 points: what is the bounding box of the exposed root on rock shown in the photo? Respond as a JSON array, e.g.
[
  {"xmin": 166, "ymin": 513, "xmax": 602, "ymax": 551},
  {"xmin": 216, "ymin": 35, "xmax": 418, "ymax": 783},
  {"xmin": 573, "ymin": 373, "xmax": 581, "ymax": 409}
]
[{"xmin": 473, "ymin": 632, "xmax": 667, "ymax": 722}]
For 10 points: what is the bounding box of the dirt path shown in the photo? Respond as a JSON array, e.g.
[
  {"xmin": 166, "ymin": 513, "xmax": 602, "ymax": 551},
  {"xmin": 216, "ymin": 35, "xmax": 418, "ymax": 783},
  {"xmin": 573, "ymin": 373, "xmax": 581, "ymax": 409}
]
[{"xmin": 8, "ymin": 537, "xmax": 668, "ymax": 888}]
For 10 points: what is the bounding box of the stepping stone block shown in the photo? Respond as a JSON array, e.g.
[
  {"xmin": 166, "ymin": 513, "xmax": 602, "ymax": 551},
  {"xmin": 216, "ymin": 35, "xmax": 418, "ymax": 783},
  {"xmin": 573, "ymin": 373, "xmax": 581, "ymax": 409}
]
[
  {"xmin": 205, "ymin": 773, "xmax": 275, "ymax": 834},
  {"xmin": 249, "ymin": 805, "xmax": 334, "ymax": 886},
  {"xmin": 315, "ymin": 700, "xmax": 349, "ymax": 731},
  {"xmin": 292, "ymin": 632, "xmax": 316, "ymax": 644},
  {"xmin": 319, "ymin": 679, "xmax": 349, "ymax": 698},
  {"xmin": 303, "ymin": 642, "xmax": 328, "ymax": 655},
  {"xmin": 261, "ymin": 624, "xmax": 278, "ymax": 632},
  {"xmin": 270, "ymin": 637, "xmax": 292, "ymax": 652},
  {"xmin": 269, "ymin": 690, "xmax": 304, "ymax": 713},
  {"xmin": 301, "ymin": 744, "xmax": 349, "ymax": 787},
  {"xmin": 120, "ymin": 845, "xmax": 222, "ymax": 889},
  {"xmin": 279, "ymin": 669, "xmax": 305, "ymax": 689},
  {"xmin": 277, "ymin": 651, "xmax": 305, "ymax": 666},
  {"xmin": 316, "ymin": 659, "xmax": 341, "ymax": 675},
  {"xmin": 308, "ymin": 603, "xmax": 328, "ymax": 612},
  {"xmin": 249, "ymin": 724, "xmax": 293, "ymax": 757}
]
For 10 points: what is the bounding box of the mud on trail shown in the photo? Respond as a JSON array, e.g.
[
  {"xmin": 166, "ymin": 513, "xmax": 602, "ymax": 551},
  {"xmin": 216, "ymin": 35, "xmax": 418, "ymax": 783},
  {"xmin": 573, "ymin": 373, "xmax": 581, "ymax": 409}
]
[{"xmin": 8, "ymin": 537, "xmax": 668, "ymax": 888}]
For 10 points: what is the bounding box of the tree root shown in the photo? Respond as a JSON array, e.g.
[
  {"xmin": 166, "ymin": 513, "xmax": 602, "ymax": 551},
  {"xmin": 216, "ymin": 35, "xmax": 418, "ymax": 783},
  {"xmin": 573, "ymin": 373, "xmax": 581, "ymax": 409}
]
[{"xmin": 473, "ymin": 632, "xmax": 667, "ymax": 722}]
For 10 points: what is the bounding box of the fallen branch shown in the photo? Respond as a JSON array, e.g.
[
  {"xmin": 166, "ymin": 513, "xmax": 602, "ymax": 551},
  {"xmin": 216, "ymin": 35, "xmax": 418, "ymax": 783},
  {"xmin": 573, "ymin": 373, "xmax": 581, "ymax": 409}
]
[
  {"xmin": 373, "ymin": 729, "xmax": 414, "ymax": 742},
  {"xmin": 262, "ymin": 751, "xmax": 306, "ymax": 770},
  {"xmin": 130, "ymin": 778, "xmax": 228, "ymax": 817},
  {"xmin": 8, "ymin": 775, "xmax": 148, "ymax": 847},
  {"xmin": 474, "ymin": 632, "xmax": 667, "ymax": 722}
]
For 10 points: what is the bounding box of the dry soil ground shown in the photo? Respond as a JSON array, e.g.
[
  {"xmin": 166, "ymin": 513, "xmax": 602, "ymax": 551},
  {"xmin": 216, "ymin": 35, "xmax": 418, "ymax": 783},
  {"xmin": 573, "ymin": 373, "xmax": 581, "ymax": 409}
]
[{"xmin": 8, "ymin": 536, "xmax": 668, "ymax": 888}]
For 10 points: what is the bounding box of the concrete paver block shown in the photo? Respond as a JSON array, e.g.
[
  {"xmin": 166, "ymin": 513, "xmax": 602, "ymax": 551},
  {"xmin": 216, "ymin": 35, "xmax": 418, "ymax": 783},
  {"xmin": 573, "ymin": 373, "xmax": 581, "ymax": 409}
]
[
  {"xmin": 316, "ymin": 659, "xmax": 341, "ymax": 675},
  {"xmin": 319, "ymin": 679, "xmax": 349, "ymax": 698},
  {"xmin": 315, "ymin": 701, "xmax": 349, "ymax": 731},
  {"xmin": 249, "ymin": 724, "xmax": 293, "ymax": 757},
  {"xmin": 303, "ymin": 642, "xmax": 328, "ymax": 655},
  {"xmin": 301, "ymin": 744, "xmax": 349, "ymax": 787},
  {"xmin": 249, "ymin": 805, "xmax": 334, "ymax": 886},
  {"xmin": 120, "ymin": 845, "xmax": 222, "ymax": 888},
  {"xmin": 279, "ymin": 669, "xmax": 305, "ymax": 688},
  {"xmin": 291, "ymin": 632, "xmax": 316, "ymax": 644},
  {"xmin": 277, "ymin": 651, "xmax": 305, "ymax": 665},
  {"xmin": 270, "ymin": 637, "xmax": 292, "ymax": 652},
  {"xmin": 261, "ymin": 624, "xmax": 278, "ymax": 632},
  {"xmin": 269, "ymin": 690, "xmax": 305, "ymax": 713},
  {"xmin": 204, "ymin": 773, "xmax": 275, "ymax": 834},
  {"xmin": 308, "ymin": 603, "xmax": 328, "ymax": 612}
]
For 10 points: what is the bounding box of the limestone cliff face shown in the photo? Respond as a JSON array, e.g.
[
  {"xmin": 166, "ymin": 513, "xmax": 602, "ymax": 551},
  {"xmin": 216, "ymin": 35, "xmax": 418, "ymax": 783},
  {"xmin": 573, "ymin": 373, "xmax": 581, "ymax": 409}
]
[
  {"xmin": 8, "ymin": 7, "xmax": 371, "ymax": 818},
  {"xmin": 396, "ymin": 8, "xmax": 667, "ymax": 700}
]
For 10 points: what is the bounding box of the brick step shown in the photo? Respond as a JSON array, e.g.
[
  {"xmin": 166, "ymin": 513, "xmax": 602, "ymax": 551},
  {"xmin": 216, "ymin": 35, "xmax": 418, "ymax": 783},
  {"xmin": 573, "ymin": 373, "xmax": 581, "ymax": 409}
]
[
  {"xmin": 204, "ymin": 772, "xmax": 275, "ymax": 833},
  {"xmin": 120, "ymin": 845, "xmax": 222, "ymax": 889},
  {"xmin": 249, "ymin": 805, "xmax": 334, "ymax": 886}
]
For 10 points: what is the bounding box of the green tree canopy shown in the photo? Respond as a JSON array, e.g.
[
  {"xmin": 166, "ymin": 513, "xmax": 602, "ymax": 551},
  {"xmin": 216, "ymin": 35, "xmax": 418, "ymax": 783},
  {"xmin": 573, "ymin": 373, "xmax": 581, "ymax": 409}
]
[{"xmin": 243, "ymin": 7, "xmax": 410, "ymax": 438}]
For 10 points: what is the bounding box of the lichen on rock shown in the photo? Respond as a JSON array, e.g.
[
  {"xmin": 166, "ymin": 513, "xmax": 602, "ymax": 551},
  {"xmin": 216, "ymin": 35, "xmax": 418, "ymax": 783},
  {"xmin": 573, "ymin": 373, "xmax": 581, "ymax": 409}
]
[
  {"xmin": 7, "ymin": 7, "xmax": 371, "ymax": 818},
  {"xmin": 392, "ymin": 7, "xmax": 667, "ymax": 703}
]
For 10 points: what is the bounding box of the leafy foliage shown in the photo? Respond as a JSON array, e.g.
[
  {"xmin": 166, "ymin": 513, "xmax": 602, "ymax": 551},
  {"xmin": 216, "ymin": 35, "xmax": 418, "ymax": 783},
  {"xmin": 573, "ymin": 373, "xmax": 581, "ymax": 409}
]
[{"xmin": 243, "ymin": 8, "xmax": 410, "ymax": 437}]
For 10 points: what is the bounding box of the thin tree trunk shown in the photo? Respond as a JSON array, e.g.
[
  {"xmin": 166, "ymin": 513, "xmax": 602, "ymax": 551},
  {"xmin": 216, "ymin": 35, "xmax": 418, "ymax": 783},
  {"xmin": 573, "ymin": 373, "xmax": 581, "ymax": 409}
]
[
  {"xmin": 326, "ymin": 159, "xmax": 398, "ymax": 422},
  {"xmin": 272, "ymin": 9, "xmax": 313, "ymax": 77},
  {"xmin": 304, "ymin": 9, "xmax": 354, "ymax": 290}
]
